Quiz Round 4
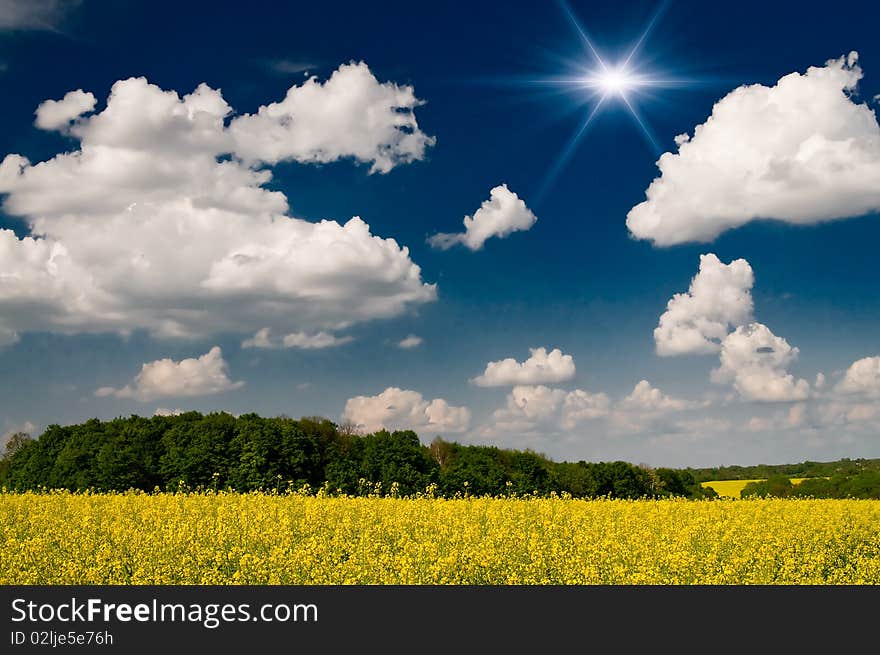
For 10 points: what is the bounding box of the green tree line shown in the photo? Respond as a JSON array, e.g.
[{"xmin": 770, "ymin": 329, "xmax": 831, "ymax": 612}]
[
  {"xmin": 740, "ymin": 472, "xmax": 880, "ymax": 499},
  {"xmin": 0, "ymin": 412, "xmax": 714, "ymax": 499},
  {"xmin": 686, "ymin": 457, "xmax": 880, "ymax": 483}
]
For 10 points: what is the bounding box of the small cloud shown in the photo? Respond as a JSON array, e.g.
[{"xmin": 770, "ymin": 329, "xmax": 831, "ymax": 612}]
[
  {"xmin": 296, "ymin": 382, "xmax": 312, "ymax": 391},
  {"xmin": 397, "ymin": 334, "xmax": 423, "ymax": 349},
  {"xmin": 472, "ymin": 347, "xmax": 575, "ymax": 387},
  {"xmin": 429, "ymin": 184, "xmax": 537, "ymax": 251},
  {"xmin": 242, "ymin": 328, "xmax": 353, "ymax": 350},
  {"xmin": 95, "ymin": 346, "xmax": 244, "ymax": 402},
  {"xmin": 261, "ymin": 59, "xmax": 318, "ymax": 75},
  {"xmin": 154, "ymin": 408, "xmax": 184, "ymax": 417}
]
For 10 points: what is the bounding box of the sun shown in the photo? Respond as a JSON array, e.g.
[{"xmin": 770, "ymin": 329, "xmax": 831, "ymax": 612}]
[
  {"xmin": 528, "ymin": 1, "xmax": 693, "ymax": 202},
  {"xmin": 586, "ymin": 67, "xmax": 641, "ymax": 96}
]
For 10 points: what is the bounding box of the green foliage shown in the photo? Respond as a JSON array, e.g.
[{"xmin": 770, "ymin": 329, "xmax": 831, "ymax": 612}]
[
  {"xmin": 8, "ymin": 413, "xmax": 875, "ymax": 499},
  {"xmin": 687, "ymin": 457, "xmax": 880, "ymax": 483},
  {"xmin": 741, "ymin": 475, "xmax": 794, "ymax": 498}
]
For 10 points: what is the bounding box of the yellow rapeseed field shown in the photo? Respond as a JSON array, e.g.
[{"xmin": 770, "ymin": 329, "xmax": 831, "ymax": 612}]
[
  {"xmin": 2, "ymin": 491, "xmax": 879, "ymax": 584},
  {"xmin": 702, "ymin": 477, "xmax": 814, "ymax": 498}
]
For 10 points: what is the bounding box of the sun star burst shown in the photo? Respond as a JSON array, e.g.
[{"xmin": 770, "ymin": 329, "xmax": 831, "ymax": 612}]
[{"xmin": 530, "ymin": 1, "xmax": 688, "ymax": 202}]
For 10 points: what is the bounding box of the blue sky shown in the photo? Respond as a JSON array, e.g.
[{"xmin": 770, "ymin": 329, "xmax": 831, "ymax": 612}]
[{"xmin": 0, "ymin": 0, "xmax": 879, "ymax": 466}]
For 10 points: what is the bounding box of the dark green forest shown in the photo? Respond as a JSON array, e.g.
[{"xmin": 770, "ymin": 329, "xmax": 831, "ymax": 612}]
[
  {"xmin": 1, "ymin": 412, "xmax": 878, "ymax": 499},
  {"xmin": 0, "ymin": 412, "xmax": 714, "ymax": 499},
  {"xmin": 686, "ymin": 458, "xmax": 880, "ymax": 483},
  {"xmin": 740, "ymin": 472, "xmax": 880, "ymax": 499}
]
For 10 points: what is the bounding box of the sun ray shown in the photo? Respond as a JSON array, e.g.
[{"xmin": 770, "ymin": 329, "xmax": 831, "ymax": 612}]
[
  {"xmin": 619, "ymin": 92, "xmax": 660, "ymax": 152},
  {"xmin": 522, "ymin": 1, "xmax": 696, "ymax": 203},
  {"xmin": 620, "ymin": 0, "xmax": 669, "ymax": 69},
  {"xmin": 534, "ymin": 93, "xmax": 609, "ymax": 204},
  {"xmin": 558, "ymin": 0, "xmax": 608, "ymax": 71}
]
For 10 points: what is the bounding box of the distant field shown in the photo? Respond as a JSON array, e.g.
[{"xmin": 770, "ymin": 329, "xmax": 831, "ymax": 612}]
[{"xmin": 702, "ymin": 478, "xmax": 812, "ymax": 498}]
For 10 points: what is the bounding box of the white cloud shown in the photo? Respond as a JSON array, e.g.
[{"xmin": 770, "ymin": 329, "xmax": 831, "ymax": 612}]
[
  {"xmin": 811, "ymin": 355, "xmax": 880, "ymax": 431},
  {"xmin": 471, "ymin": 347, "xmax": 576, "ymax": 387},
  {"xmin": 229, "ymin": 61, "xmax": 434, "ymax": 174},
  {"xmin": 1, "ymin": 420, "xmax": 36, "ymax": 448},
  {"xmin": 835, "ymin": 355, "xmax": 880, "ymax": 397},
  {"xmin": 628, "ymin": 52, "xmax": 880, "ymax": 245},
  {"xmin": 428, "ymin": 184, "xmax": 537, "ymax": 251},
  {"xmin": 0, "ymin": 68, "xmax": 436, "ymax": 344},
  {"xmin": 397, "ymin": 334, "xmax": 423, "ymax": 349},
  {"xmin": 95, "ymin": 346, "xmax": 244, "ymax": 402},
  {"xmin": 712, "ymin": 323, "xmax": 810, "ymax": 402},
  {"xmin": 560, "ymin": 388, "xmax": 612, "ymax": 429},
  {"xmin": 618, "ymin": 380, "xmax": 690, "ymax": 412},
  {"xmin": 241, "ymin": 327, "xmax": 353, "ymax": 350},
  {"xmin": 341, "ymin": 387, "xmax": 470, "ymax": 435},
  {"xmin": 745, "ymin": 404, "xmax": 806, "ymax": 432},
  {"xmin": 817, "ymin": 399, "xmax": 880, "ymax": 428},
  {"xmin": 154, "ymin": 408, "xmax": 184, "ymax": 417},
  {"xmin": 489, "ymin": 385, "xmax": 610, "ymax": 434},
  {"xmin": 34, "ymin": 90, "xmax": 96, "ymax": 131},
  {"xmin": 609, "ymin": 380, "xmax": 694, "ymax": 434},
  {"xmin": 0, "ymin": 0, "xmax": 73, "ymax": 31},
  {"xmin": 655, "ymin": 254, "xmax": 754, "ymax": 356}
]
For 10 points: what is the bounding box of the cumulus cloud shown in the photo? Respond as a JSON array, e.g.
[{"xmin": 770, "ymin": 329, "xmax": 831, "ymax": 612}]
[
  {"xmin": 628, "ymin": 52, "xmax": 880, "ymax": 245},
  {"xmin": 489, "ymin": 385, "xmax": 610, "ymax": 434},
  {"xmin": 835, "ymin": 355, "xmax": 880, "ymax": 398},
  {"xmin": 0, "ymin": 67, "xmax": 436, "ymax": 345},
  {"xmin": 397, "ymin": 334, "xmax": 423, "ymax": 349},
  {"xmin": 655, "ymin": 254, "xmax": 754, "ymax": 356},
  {"xmin": 341, "ymin": 387, "xmax": 470, "ymax": 435},
  {"xmin": 609, "ymin": 380, "xmax": 695, "ymax": 434},
  {"xmin": 711, "ymin": 323, "xmax": 810, "ymax": 402},
  {"xmin": 471, "ymin": 347, "xmax": 576, "ymax": 387},
  {"xmin": 95, "ymin": 346, "xmax": 244, "ymax": 402},
  {"xmin": 811, "ymin": 355, "xmax": 880, "ymax": 431},
  {"xmin": 818, "ymin": 399, "xmax": 879, "ymax": 428},
  {"xmin": 745, "ymin": 404, "xmax": 807, "ymax": 432},
  {"xmin": 34, "ymin": 89, "xmax": 96, "ymax": 131},
  {"xmin": 618, "ymin": 380, "xmax": 690, "ymax": 412},
  {"xmin": 241, "ymin": 328, "xmax": 353, "ymax": 350},
  {"xmin": 229, "ymin": 61, "xmax": 435, "ymax": 173},
  {"xmin": 428, "ymin": 184, "xmax": 537, "ymax": 251}
]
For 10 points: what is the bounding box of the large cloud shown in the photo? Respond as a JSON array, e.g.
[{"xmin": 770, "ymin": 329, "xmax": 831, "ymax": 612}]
[
  {"xmin": 655, "ymin": 254, "xmax": 754, "ymax": 356},
  {"xmin": 229, "ymin": 62, "xmax": 435, "ymax": 173},
  {"xmin": 711, "ymin": 323, "xmax": 810, "ymax": 402},
  {"xmin": 835, "ymin": 355, "xmax": 880, "ymax": 398},
  {"xmin": 488, "ymin": 385, "xmax": 610, "ymax": 435},
  {"xmin": 428, "ymin": 184, "xmax": 537, "ymax": 251},
  {"xmin": 0, "ymin": 66, "xmax": 436, "ymax": 345},
  {"xmin": 341, "ymin": 387, "xmax": 470, "ymax": 435},
  {"xmin": 628, "ymin": 52, "xmax": 880, "ymax": 245},
  {"xmin": 95, "ymin": 346, "xmax": 244, "ymax": 402},
  {"xmin": 471, "ymin": 347, "xmax": 576, "ymax": 387}
]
